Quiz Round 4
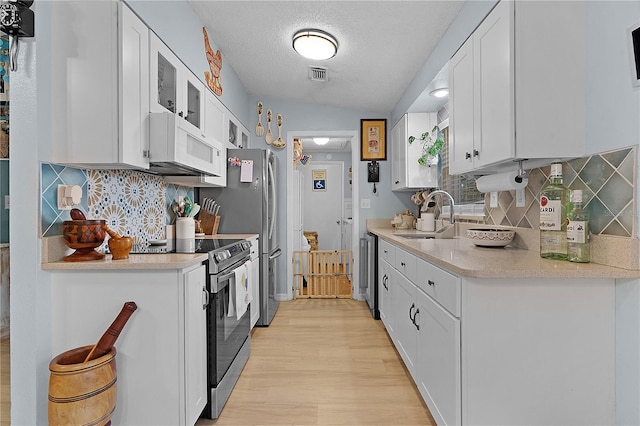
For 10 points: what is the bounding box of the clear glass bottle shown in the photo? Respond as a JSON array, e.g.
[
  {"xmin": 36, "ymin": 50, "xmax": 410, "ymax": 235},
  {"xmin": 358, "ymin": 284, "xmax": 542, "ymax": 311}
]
[
  {"xmin": 540, "ymin": 162, "xmax": 569, "ymax": 260},
  {"xmin": 567, "ymin": 189, "xmax": 590, "ymax": 263}
]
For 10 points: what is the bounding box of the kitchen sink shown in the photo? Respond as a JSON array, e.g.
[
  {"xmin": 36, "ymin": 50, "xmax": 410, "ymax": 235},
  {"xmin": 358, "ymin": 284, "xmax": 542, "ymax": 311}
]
[{"xmin": 399, "ymin": 234, "xmax": 435, "ymax": 239}]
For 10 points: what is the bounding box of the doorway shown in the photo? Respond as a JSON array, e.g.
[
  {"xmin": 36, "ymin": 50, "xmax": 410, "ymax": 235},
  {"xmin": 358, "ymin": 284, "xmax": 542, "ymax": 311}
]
[{"xmin": 285, "ymin": 130, "xmax": 360, "ymax": 301}]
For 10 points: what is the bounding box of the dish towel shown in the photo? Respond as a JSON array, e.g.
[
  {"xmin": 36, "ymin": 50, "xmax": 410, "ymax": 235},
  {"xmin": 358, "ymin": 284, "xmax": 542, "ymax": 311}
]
[{"xmin": 234, "ymin": 260, "xmax": 252, "ymax": 320}]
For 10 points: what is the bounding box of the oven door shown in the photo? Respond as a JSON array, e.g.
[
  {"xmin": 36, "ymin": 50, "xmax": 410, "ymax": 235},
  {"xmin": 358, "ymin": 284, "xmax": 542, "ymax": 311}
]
[{"xmin": 208, "ymin": 262, "xmax": 251, "ymax": 386}]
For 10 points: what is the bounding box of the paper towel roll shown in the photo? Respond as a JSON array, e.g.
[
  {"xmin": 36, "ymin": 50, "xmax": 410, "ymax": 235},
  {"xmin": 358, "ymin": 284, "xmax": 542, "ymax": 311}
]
[{"xmin": 476, "ymin": 171, "xmax": 528, "ymax": 193}]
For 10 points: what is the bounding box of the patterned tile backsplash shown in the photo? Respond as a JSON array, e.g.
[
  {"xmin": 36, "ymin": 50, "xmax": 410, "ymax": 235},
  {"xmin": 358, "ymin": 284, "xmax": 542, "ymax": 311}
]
[
  {"xmin": 41, "ymin": 164, "xmax": 194, "ymax": 245},
  {"xmin": 485, "ymin": 146, "xmax": 636, "ymax": 238}
]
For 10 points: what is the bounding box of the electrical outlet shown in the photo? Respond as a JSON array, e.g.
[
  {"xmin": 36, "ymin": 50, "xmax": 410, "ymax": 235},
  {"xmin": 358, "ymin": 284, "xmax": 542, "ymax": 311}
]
[
  {"xmin": 360, "ymin": 198, "xmax": 371, "ymax": 209},
  {"xmin": 516, "ymin": 189, "xmax": 526, "ymax": 207},
  {"xmin": 4, "ymin": 195, "xmax": 8, "ymax": 209},
  {"xmin": 490, "ymin": 192, "xmax": 498, "ymax": 208}
]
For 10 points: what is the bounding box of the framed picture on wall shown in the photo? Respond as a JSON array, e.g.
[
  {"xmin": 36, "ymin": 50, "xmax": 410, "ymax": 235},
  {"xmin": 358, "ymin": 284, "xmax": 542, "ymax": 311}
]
[{"xmin": 360, "ymin": 119, "xmax": 387, "ymax": 161}]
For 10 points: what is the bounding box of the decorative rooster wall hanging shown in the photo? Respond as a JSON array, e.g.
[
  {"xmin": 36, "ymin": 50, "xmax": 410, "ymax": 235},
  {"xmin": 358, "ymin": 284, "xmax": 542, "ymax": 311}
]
[{"xmin": 202, "ymin": 27, "xmax": 223, "ymax": 96}]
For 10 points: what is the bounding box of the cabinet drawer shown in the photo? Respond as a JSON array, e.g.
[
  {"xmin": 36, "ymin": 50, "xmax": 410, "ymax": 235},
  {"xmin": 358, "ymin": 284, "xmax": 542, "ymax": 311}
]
[
  {"xmin": 379, "ymin": 239, "xmax": 396, "ymax": 265},
  {"xmin": 395, "ymin": 247, "xmax": 417, "ymax": 283},
  {"xmin": 415, "ymin": 258, "xmax": 461, "ymax": 317}
]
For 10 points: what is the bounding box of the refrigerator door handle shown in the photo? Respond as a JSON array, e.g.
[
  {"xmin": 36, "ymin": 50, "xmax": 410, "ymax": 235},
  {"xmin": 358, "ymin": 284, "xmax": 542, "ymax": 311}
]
[
  {"xmin": 269, "ymin": 248, "xmax": 282, "ymax": 260},
  {"xmin": 268, "ymin": 159, "xmax": 277, "ymax": 240}
]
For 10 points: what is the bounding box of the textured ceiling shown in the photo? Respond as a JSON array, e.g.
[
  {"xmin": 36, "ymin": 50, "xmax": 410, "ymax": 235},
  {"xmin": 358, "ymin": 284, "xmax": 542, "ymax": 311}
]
[{"xmin": 188, "ymin": 1, "xmax": 464, "ymax": 114}]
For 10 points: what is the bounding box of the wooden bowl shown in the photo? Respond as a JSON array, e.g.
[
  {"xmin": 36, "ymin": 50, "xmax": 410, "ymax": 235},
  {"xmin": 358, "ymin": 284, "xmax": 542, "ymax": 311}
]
[{"xmin": 62, "ymin": 220, "xmax": 107, "ymax": 261}]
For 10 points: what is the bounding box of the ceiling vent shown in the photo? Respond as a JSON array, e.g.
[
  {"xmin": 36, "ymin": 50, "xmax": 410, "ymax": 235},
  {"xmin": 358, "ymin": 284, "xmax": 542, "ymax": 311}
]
[{"xmin": 308, "ymin": 66, "xmax": 328, "ymax": 82}]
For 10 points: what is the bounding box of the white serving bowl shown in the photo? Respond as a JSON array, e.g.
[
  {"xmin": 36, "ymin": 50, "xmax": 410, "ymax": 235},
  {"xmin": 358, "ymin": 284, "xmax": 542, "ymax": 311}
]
[{"xmin": 466, "ymin": 228, "xmax": 515, "ymax": 247}]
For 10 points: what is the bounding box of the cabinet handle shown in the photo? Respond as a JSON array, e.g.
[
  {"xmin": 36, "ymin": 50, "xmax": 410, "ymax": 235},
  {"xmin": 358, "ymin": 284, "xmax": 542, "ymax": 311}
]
[
  {"xmin": 428, "ymin": 280, "xmax": 435, "ymax": 287},
  {"xmin": 395, "ymin": 180, "xmax": 400, "ymax": 184},
  {"xmin": 409, "ymin": 303, "xmax": 415, "ymax": 322},
  {"xmin": 465, "ymin": 152, "xmax": 471, "ymax": 159},
  {"xmin": 473, "ymin": 149, "xmax": 479, "ymax": 157},
  {"xmin": 383, "ymin": 275, "xmax": 388, "ymax": 291},
  {"xmin": 178, "ymin": 111, "xmax": 184, "ymax": 117},
  {"xmin": 413, "ymin": 308, "xmax": 420, "ymax": 330},
  {"xmin": 202, "ymin": 287, "xmax": 209, "ymax": 310},
  {"xmin": 400, "ymin": 262, "xmax": 406, "ymax": 267}
]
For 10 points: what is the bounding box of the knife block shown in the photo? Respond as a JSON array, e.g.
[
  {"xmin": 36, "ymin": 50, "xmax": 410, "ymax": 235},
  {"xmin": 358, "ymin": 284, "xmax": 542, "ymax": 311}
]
[{"xmin": 199, "ymin": 210, "xmax": 220, "ymax": 235}]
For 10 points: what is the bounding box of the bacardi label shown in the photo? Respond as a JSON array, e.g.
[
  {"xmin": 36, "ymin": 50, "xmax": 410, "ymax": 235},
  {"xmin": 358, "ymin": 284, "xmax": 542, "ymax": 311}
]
[
  {"xmin": 567, "ymin": 221, "xmax": 587, "ymax": 243},
  {"xmin": 540, "ymin": 196, "xmax": 562, "ymax": 230}
]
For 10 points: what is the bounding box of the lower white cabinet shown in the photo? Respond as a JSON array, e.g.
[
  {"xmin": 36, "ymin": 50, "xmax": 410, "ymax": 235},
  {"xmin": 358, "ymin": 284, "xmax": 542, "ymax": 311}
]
[
  {"xmin": 393, "ymin": 270, "xmax": 419, "ymax": 378},
  {"xmin": 416, "ymin": 287, "xmax": 460, "ymax": 426},
  {"xmin": 50, "ymin": 263, "xmax": 208, "ymax": 426},
  {"xmin": 377, "ymin": 237, "xmax": 615, "ymax": 425},
  {"xmin": 248, "ymin": 235, "xmax": 260, "ymax": 329},
  {"xmin": 378, "ymin": 257, "xmax": 393, "ymax": 337}
]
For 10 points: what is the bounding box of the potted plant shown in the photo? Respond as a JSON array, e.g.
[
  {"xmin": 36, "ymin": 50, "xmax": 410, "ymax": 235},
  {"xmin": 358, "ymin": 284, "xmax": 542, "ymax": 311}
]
[{"xmin": 408, "ymin": 125, "xmax": 444, "ymax": 166}]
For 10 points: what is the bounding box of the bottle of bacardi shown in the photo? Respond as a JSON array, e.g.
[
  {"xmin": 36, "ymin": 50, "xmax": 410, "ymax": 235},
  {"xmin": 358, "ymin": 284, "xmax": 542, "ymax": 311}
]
[{"xmin": 540, "ymin": 162, "xmax": 569, "ymax": 260}]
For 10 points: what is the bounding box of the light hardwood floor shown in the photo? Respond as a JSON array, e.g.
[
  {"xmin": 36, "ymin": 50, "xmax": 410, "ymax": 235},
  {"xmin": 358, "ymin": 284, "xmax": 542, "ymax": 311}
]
[
  {"xmin": 0, "ymin": 300, "xmax": 435, "ymax": 426},
  {"xmin": 1, "ymin": 337, "xmax": 9, "ymax": 426},
  {"xmin": 197, "ymin": 299, "xmax": 435, "ymax": 425}
]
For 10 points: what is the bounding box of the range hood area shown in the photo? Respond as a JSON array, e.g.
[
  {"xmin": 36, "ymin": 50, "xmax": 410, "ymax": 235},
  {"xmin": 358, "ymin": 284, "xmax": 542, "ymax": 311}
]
[{"xmin": 149, "ymin": 112, "xmax": 225, "ymax": 177}]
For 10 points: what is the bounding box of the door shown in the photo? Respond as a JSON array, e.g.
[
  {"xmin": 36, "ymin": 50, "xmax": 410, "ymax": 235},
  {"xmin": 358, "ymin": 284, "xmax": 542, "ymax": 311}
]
[{"xmin": 300, "ymin": 162, "xmax": 344, "ymax": 250}]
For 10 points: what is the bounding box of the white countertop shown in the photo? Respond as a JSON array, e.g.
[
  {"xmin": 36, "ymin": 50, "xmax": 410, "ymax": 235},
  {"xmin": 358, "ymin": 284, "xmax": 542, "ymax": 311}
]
[
  {"xmin": 369, "ymin": 226, "xmax": 640, "ymax": 279},
  {"xmin": 41, "ymin": 234, "xmax": 258, "ymax": 271}
]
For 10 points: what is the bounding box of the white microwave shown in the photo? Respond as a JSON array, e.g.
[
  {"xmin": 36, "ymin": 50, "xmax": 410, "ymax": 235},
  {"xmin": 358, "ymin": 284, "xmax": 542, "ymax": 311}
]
[{"xmin": 149, "ymin": 112, "xmax": 224, "ymax": 176}]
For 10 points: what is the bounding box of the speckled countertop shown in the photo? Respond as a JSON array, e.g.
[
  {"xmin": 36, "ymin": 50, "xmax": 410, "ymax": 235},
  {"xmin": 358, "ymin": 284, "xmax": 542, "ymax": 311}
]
[
  {"xmin": 41, "ymin": 234, "xmax": 258, "ymax": 271},
  {"xmin": 369, "ymin": 226, "xmax": 640, "ymax": 279}
]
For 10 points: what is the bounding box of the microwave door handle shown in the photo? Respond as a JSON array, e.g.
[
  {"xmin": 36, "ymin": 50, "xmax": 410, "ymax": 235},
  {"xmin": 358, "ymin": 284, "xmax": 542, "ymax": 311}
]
[{"xmin": 268, "ymin": 159, "xmax": 276, "ymax": 240}]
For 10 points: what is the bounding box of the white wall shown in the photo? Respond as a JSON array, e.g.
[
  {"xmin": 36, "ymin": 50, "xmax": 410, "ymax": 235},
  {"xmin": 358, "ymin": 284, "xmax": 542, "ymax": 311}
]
[{"xmin": 584, "ymin": 2, "xmax": 640, "ymax": 424}]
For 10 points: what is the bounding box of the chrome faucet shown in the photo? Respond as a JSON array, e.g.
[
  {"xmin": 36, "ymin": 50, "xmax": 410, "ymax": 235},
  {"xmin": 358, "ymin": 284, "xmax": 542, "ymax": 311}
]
[{"xmin": 421, "ymin": 190, "xmax": 456, "ymax": 225}]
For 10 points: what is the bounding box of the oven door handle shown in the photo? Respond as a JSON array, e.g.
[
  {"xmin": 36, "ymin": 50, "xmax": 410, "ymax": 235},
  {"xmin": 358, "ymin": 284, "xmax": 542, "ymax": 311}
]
[
  {"xmin": 217, "ymin": 270, "xmax": 237, "ymax": 283},
  {"xmin": 269, "ymin": 248, "xmax": 282, "ymax": 260}
]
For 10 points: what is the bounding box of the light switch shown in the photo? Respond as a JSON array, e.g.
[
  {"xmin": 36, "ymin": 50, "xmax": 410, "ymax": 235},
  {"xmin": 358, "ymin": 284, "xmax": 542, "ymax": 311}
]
[
  {"xmin": 4, "ymin": 195, "xmax": 8, "ymax": 209},
  {"xmin": 360, "ymin": 199, "xmax": 371, "ymax": 209},
  {"xmin": 489, "ymin": 192, "xmax": 498, "ymax": 208}
]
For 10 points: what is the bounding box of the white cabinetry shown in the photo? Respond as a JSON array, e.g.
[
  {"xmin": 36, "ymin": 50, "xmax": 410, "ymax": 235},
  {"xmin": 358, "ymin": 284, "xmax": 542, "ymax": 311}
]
[
  {"xmin": 449, "ymin": 0, "xmax": 586, "ymax": 174},
  {"xmin": 49, "ymin": 2, "xmax": 150, "ymax": 169},
  {"xmin": 50, "ymin": 263, "xmax": 208, "ymax": 426},
  {"xmin": 377, "ymin": 237, "xmax": 614, "ymax": 425},
  {"xmin": 391, "ymin": 113, "xmax": 439, "ymax": 191},
  {"xmin": 248, "ymin": 235, "xmax": 261, "ymax": 329}
]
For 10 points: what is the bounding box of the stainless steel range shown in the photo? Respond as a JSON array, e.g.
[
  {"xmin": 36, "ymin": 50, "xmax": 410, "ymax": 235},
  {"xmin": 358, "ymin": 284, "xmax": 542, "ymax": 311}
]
[{"xmin": 199, "ymin": 238, "xmax": 253, "ymax": 419}]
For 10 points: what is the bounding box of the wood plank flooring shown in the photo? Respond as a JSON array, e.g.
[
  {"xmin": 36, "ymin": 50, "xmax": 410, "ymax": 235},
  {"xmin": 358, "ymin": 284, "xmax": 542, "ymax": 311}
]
[
  {"xmin": 0, "ymin": 300, "xmax": 435, "ymax": 426},
  {"xmin": 197, "ymin": 299, "xmax": 435, "ymax": 425},
  {"xmin": 0, "ymin": 337, "xmax": 9, "ymax": 426}
]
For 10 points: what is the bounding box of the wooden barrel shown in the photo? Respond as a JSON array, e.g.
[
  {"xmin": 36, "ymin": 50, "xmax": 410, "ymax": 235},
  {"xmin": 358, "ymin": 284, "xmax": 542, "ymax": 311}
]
[{"xmin": 48, "ymin": 345, "xmax": 117, "ymax": 426}]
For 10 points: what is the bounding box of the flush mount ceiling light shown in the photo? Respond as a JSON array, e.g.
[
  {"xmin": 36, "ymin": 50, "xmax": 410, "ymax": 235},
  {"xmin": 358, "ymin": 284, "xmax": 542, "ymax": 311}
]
[
  {"xmin": 293, "ymin": 29, "xmax": 338, "ymax": 60},
  {"xmin": 430, "ymin": 88, "xmax": 449, "ymax": 98},
  {"xmin": 313, "ymin": 137, "xmax": 330, "ymax": 145}
]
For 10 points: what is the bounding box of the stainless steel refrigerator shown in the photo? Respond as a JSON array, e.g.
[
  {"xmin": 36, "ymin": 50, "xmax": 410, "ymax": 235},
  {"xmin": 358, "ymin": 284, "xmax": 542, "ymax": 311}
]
[{"xmin": 199, "ymin": 148, "xmax": 281, "ymax": 326}]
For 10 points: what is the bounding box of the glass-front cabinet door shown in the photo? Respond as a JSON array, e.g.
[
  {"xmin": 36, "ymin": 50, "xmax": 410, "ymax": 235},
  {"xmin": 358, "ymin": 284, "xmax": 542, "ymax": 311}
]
[
  {"xmin": 182, "ymin": 69, "xmax": 205, "ymax": 134},
  {"xmin": 150, "ymin": 33, "xmax": 178, "ymax": 115}
]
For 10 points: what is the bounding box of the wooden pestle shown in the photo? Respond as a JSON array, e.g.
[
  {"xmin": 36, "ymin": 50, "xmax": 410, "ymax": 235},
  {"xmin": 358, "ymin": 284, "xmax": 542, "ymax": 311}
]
[
  {"xmin": 83, "ymin": 301, "xmax": 138, "ymax": 363},
  {"xmin": 105, "ymin": 226, "xmax": 123, "ymax": 239}
]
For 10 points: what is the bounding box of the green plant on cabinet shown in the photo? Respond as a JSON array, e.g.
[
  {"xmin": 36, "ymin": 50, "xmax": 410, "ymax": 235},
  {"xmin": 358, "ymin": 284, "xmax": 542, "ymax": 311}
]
[{"xmin": 408, "ymin": 125, "xmax": 444, "ymax": 165}]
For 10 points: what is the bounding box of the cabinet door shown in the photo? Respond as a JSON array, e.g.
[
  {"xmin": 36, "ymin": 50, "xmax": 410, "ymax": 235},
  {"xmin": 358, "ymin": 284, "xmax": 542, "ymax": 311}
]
[
  {"xmin": 378, "ymin": 258, "xmax": 393, "ymax": 334},
  {"xmin": 391, "ymin": 115, "xmax": 407, "ymax": 190},
  {"xmin": 416, "ymin": 288, "xmax": 461, "ymax": 426},
  {"xmin": 184, "ymin": 265, "xmax": 207, "ymax": 425},
  {"xmin": 250, "ymin": 253, "xmax": 260, "ymax": 329},
  {"xmin": 179, "ymin": 68, "xmax": 206, "ymax": 136},
  {"xmin": 150, "ymin": 33, "xmax": 179, "ymax": 115},
  {"xmin": 449, "ymin": 39, "xmax": 475, "ymax": 175},
  {"xmin": 120, "ymin": 4, "xmax": 150, "ymax": 169},
  {"xmin": 393, "ymin": 271, "xmax": 418, "ymax": 378},
  {"xmin": 204, "ymin": 89, "xmax": 226, "ymax": 145},
  {"xmin": 473, "ymin": 0, "xmax": 514, "ymax": 169}
]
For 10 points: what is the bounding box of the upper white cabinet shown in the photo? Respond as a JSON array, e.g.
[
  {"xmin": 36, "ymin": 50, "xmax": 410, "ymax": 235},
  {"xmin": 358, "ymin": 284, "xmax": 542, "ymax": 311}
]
[
  {"xmin": 150, "ymin": 33, "xmax": 206, "ymax": 138},
  {"xmin": 449, "ymin": 0, "xmax": 586, "ymax": 175},
  {"xmin": 227, "ymin": 114, "xmax": 250, "ymax": 148},
  {"xmin": 49, "ymin": 2, "xmax": 150, "ymax": 169},
  {"xmin": 391, "ymin": 113, "xmax": 439, "ymax": 191}
]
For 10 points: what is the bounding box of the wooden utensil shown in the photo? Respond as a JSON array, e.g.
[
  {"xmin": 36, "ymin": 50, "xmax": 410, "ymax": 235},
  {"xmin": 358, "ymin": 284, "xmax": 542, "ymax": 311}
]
[
  {"xmin": 274, "ymin": 113, "xmax": 285, "ymax": 148},
  {"xmin": 83, "ymin": 301, "xmax": 138, "ymax": 363},
  {"xmin": 265, "ymin": 109, "xmax": 273, "ymax": 144},
  {"xmin": 255, "ymin": 102, "xmax": 264, "ymax": 136},
  {"xmin": 70, "ymin": 208, "xmax": 87, "ymax": 220}
]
